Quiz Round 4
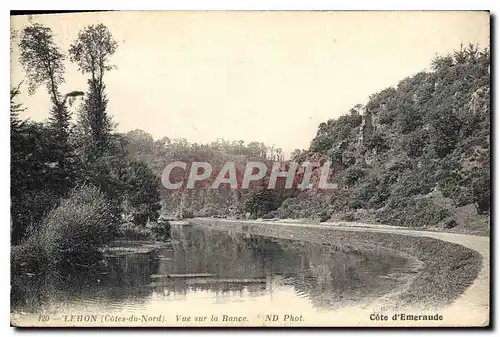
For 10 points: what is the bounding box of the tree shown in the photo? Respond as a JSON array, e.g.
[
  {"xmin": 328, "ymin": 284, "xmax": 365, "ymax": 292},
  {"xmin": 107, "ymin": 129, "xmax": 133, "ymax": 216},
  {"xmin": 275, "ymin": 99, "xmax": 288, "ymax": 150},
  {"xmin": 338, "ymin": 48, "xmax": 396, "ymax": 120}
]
[
  {"xmin": 471, "ymin": 167, "xmax": 490, "ymax": 214},
  {"xmin": 428, "ymin": 108, "xmax": 462, "ymax": 158},
  {"xmin": 403, "ymin": 129, "xmax": 429, "ymax": 158},
  {"xmin": 125, "ymin": 129, "xmax": 155, "ymax": 161},
  {"xmin": 10, "ymin": 85, "xmax": 26, "ymax": 243},
  {"xmin": 364, "ymin": 131, "xmax": 389, "ymax": 153},
  {"xmin": 431, "ymin": 54, "xmax": 454, "ymax": 71},
  {"xmin": 19, "ymin": 24, "xmax": 75, "ymax": 152},
  {"xmin": 397, "ymin": 104, "xmax": 423, "ymax": 134},
  {"xmin": 244, "ymin": 188, "xmax": 279, "ymax": 218},
  {"xmin": 123, "ymin": 161, "xmax": 161, "ymax": 225},
  {"xmin": 10, "ymin": 84, "xmax": 25, "ymax": 132},
  {"xmin": 69, "ymin": 24, "xmax": 118, "ymax": 158},
  {"xmin": 10, "ymin": 82, "xmax": 79, "ymax": 244},
  {"xmin": 19, "ymin": 24, "xmax": 77, "ymax": 154},
  {"xmin": 10, "ymin": 119, "xmax": 66, "ymax": 244},
  {"xmin": 18, "ymin": 24, "xmax": 83, "ymax": 201}
]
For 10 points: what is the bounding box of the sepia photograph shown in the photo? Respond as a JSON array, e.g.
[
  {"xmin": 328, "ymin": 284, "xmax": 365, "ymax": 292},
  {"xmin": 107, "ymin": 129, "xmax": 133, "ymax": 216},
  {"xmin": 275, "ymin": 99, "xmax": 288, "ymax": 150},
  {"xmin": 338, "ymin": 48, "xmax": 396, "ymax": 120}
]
[{"xmin": 9, "ymin": 10, "xmax": 490, "ymax": 327}]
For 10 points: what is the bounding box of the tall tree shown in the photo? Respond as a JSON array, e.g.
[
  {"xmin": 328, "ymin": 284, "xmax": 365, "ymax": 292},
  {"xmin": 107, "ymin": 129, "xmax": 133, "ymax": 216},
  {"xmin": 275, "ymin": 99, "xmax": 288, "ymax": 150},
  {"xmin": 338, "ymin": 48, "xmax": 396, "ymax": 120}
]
[
  {"xmin": 69, "ymin": 24, "xmax": 118, "ymax": 158},
  {"xmin": 19, "ymin": 24, "xmax": 71, "ymax": 145},
  {"xmin": 18, "ymin": 24, "xmax": 80, "ymax": 225}
]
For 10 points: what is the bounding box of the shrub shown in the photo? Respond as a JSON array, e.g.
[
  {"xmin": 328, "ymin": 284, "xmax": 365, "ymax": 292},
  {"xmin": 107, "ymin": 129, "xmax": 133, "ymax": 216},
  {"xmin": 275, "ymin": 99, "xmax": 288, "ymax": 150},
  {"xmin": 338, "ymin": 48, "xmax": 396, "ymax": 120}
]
[
  {"xmin": 38, "ymin": 185, "xmax": 116, "ymax": 267},
  {"xmin": 262, "ymin": 213, "xmax": 274, "ymax": 220},
  {"xmin": 343, "ymin": 166, "xmax": 367, "ymax": 187},
  {"xmin": 428, "ymin": 107, "xmax": 462, "ymax": 158},
  {"xmin": 340, "ymin": 212, "xmax": 359, "ymax": 222},
  {"xmin": 319, "ymin": 211, "xmax": 331, "ymax": 222},
  {"xmin": 276, "ymin": 194, "xmax": 332, "ymax": 220},
  {"xmin": 11, "ymin": 235, "xmax": 46, "ymax": 278},
  {"xmin": 364, "ymin": 131, "xmax": 389, "ymax": 153},
  {"xmin": 378, "ymin": 107, "xmax": 397, "ymax": 125},
  {"xmin": 118, "ymin": 222, "xmax": 154, "ymax": 240},
  {"xmin": 117, "ymin": 221, "xmax": 171, "ymax": 241},
  {"xmin": 471, "ymin": 167, "xmax": 490, "ymax": 214},
  {"xmin": 149, "ymin": 221, "xmax": 171, "ymax": 240},
  {"xmin": 310, "ymin": 134, "xmax": 334, "ymax": 154},
  {"xmin": 244, "ymin": 189, "xmax": 279, "ymax": 218},
  {"xmin": 403, "ymin": 129, "xmax": 429, "ymax": 158},
  {"xmin": 397, "ymin": 105, "xmax": 423, "ymax": 134},
  {"xmin": 180, "ymin": 209, "xmax": 195, "ymax": 219},
  {"xmin": 262, "ymin": 210, "xmax": 280, "ymax": 220},
  {"xmin": 198, "ymin": 206, "xmax": 218, "ymax": 217},
  {"xmin": 329, "ymin": 189, "xmax": 351, "ymax": 213},
  {"xmin": 390, "ymin": 170, "xmax": 436, "ymax": 200},
  {"xmin": 376, "ymin": 196, "xmax": 450, "ymax": 227},
  {"xmin": 123, "ymin": 161, "xmax": 161, "ymax": 226}
]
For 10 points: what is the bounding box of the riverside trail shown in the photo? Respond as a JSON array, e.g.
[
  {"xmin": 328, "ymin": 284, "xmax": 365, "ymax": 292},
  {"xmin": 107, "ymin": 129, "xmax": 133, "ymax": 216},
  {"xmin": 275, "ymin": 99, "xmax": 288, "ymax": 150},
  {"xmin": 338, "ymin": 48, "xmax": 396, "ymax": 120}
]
[{"xmin": 191, "ymin": 218, "xmax": 490, "ymax": 327}]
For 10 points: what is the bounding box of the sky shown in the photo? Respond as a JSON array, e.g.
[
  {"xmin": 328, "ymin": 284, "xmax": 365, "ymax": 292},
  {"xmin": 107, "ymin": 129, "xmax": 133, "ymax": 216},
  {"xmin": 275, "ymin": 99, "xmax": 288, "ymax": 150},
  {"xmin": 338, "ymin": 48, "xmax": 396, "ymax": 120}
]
[{"xmin": 10, "ymin": 11, "xmax": 490, "ymax": 154}]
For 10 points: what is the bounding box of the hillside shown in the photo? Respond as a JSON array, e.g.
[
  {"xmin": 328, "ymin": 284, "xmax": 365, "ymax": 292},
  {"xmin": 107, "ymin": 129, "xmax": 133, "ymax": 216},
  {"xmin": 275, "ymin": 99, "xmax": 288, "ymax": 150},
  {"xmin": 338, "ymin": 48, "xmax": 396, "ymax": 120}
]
[
  {"xmin": 125, "ymin": 44, "xmax": 490, "ymax": 235},
  {"xmin": 281, "ymin": 43, "xmax": 490, "ymax": 234}
]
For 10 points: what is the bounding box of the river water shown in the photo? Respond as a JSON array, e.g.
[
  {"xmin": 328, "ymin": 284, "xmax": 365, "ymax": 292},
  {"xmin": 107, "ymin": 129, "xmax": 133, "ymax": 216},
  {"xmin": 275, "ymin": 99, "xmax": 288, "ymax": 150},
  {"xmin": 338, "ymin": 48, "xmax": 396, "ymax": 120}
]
[{"xmin": 11, "ymin": 224, "xmax": 420, "ymax": 326}]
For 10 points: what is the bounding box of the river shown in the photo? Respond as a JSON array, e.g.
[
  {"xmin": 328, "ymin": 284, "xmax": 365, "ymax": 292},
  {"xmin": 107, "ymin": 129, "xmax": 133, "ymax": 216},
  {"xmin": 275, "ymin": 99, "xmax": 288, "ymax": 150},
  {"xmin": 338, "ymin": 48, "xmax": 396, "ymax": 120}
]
[{"xmin": 11, "ymin": 223, "xmax": 420, "ymax": 326}]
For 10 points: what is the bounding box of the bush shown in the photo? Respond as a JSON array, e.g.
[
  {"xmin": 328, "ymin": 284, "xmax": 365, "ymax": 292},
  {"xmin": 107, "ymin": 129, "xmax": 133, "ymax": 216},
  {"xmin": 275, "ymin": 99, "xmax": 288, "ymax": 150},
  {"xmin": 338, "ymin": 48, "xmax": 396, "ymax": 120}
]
[
  {"xmin": 397, "ymin": 105, "xmax": 423, "ymax": 134},
  {"xmin": 11, "ymin": 235, "xmax": 46, "ymax": 278},
  {"xmin": 343, "ymin": 167, "xmax": 367, "ymax": 187},
  {"xmin": 123, "ymin": 161, "xmax": 161, "ymax": 226},
  {"xmin": 244, "ymin": 189, "xmax": 279, "ymax": 218},
  {"xmin": 471, "ymin": 167, "xmax": 490, "ymax": 214},
  {"xmin": 390, "ymin": 170, "xmax": 436, "ymax": 200},
  {"xmin": 118, "ymin": 222, "xmax": 154, "ymax": 240},
  {"xmin": 180, "ymin": 209, "xmax": 195, "ymax": 219},
  {"xmin": 277, "ymin": 194, "xmax": 331, "ymax": 220},
  {"xmin": 262, "ymin": 210, "xmax": 280, "ymax": 220},
  {"xmin": 118, "ymin": 221, "xmax": 171, "ymax": 241},
  {"xmin": 403, "ymin": 129, "xmax": 429, "ymax": 158},
  {"xmin": 38, "ymin": 185, "xmax": 116, "ymax": 267},
  {"xmin": 340, "ymin": 212, "xmax": 359, "ymax": 222},
  {"xmin": 377, "ymin": 196, "xmax": 450, "ymax": 227},
  {"xmin": 319, "ymin": 210, "xmax": 331, "ymax": 222},
  {"xmin": 364, "ymin": 131, "xmax": 389, "ymax": 153},
  {"xmin": 378, "ymin": 107, "xmax": 397, "ymax": 125},
  {"xmin": 149, "ymin": 221, "xmax": 171, "ymax": 240},
  {"xmin": 198, "ymin": 206, "xmax": 218, "ymax": 217}
]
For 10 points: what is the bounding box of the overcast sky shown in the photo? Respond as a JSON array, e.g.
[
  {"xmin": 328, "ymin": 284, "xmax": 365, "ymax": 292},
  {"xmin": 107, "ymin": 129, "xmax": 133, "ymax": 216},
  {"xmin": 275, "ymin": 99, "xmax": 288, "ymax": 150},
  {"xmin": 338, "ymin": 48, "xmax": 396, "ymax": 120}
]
[{"xmin": 10, "ymin": 11, "xmax": 490, "ymax": 154}]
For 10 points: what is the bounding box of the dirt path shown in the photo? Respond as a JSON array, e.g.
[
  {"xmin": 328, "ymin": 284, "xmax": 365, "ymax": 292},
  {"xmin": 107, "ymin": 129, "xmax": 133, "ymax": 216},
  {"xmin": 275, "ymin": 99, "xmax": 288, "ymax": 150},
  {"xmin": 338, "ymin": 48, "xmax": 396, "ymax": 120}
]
[
  {"xmin": 279, "ymin": 221, "xmax": 490, "ymax": 326},
  {"xmin": 192, "ymin": 218, "xmax": 490, "ymax": 326}
]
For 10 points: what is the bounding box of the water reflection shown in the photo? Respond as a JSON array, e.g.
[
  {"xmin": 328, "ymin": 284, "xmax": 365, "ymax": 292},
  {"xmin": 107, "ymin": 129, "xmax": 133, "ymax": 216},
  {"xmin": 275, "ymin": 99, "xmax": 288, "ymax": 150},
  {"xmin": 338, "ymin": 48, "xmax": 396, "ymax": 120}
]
[{"xmin": 12, "ymin": 225, "xmax": 417, "ymax": 314}]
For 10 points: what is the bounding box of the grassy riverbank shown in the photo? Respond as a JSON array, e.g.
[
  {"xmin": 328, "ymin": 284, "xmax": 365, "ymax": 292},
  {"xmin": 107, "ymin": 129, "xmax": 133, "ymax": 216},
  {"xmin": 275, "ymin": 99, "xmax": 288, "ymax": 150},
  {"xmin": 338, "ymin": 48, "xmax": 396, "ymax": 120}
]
[{"xmin": 191, "ymin": 219, "xmax": 482, "ymax": 310}]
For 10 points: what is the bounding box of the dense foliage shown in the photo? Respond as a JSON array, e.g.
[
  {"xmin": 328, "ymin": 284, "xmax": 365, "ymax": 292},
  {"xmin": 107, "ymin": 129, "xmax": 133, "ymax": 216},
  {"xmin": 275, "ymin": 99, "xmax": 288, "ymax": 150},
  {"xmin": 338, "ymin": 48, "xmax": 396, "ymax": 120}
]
[
  {"xmin": 283, "ymin": 44, "xmax": 490, "ymax": 231},
  {"xmin": 38, "ymin": 185, "xmax": 115, "ymax": 268},
  {"xmin": 121, "ymin": 134, "xmax": 286, "ymax": 218},
  {"xmin": 11, "ymin": 23, "xmax": 163, "ymax": 252},
  {"xmin": 122, "ymin": 44, "xmax": 490, "ymax": 233}
]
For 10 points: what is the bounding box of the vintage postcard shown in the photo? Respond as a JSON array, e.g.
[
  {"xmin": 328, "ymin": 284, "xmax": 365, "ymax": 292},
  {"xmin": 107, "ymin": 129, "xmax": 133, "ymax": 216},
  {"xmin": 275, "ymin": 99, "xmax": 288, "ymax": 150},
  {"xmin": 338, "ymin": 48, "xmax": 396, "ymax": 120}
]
[{"xmin": 10, "ymin": 11, "xmax": 490, "ymax": 327}]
